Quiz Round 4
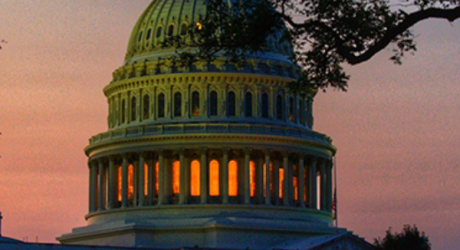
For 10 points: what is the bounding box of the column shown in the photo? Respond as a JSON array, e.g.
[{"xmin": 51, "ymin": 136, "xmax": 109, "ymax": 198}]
[
  {"xmin": 89, "ymin": 161, "xmax": 97, "ymax": 212},
  {"xmin": 200, "ymin": 148, "xmax": 208, "ymax": 204},
  {"xmin": 298, "ymin": 156, "xmax": 305, "ymax": 208},
  {"xmin": 244, "ymin": 149, "xmax": 251, "ymax": 204},
  {"xmin": 157, "ymin": 150, "xmax": 165, "ymax": 205},
  {"xmin": 107, "ymin": 157, "xmax": 115, "ymax": 209},
  {"xmin": 179, "ymin": 149, "xmax": 186, "ymax": 204},
  {"xmin": 273, "ymin": 160, "xmax": 280, "ymax": 205},
  {"xmin": 283, "ymin": 153, "xmax": 289, "ymax": 206},
  {"xmin": 326, "ymin": 160, "xmax": 333, "ymax": 213},
  {"xmin": 221, "ymin": 148, "xmax": 229, "ymax": 204},
  {"xmin": 264, "ymin": 151, "xmax": 271, "ymax": 205},
  {"xmin": 138, "ymin": 153, "xmax": 145, "ymax": 207},
  {"xmin": 98, "ymin": 160, "xmax": 105, "ymax": 211},
  {"xmin": 256, "ymin": 158, "xmax": 264, "ymax": 204},
  {"xmin": 320, "ymin": 159, "xmax": 327, "ymax": 211},
  {"xmin": 309, "ymin": 157, "xmax": 317, "ymax": 209},
  {"xmin": 147, "ymin": 158, "xmax": 154, "ymax": 206},
  {"xmin": 121, "ymin": 154, "xmax": 128, "ymax": 208}
]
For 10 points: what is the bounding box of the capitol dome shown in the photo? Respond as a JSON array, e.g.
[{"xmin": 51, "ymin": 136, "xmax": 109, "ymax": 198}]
[{"xmin": 58, "ymin": 0, "xmax": 339, "ymax": 249}]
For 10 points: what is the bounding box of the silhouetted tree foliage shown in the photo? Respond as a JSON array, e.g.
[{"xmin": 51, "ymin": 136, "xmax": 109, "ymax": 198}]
[
  {"xmin": 374, "ymin": 224, "xmax": 431, "ymax": 250},
  {"xmin": 166, "ymin": 0, "xmax": 460, "ymax": 93}
]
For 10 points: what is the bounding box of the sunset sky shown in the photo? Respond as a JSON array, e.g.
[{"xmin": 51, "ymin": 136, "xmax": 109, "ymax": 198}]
[{"xmin": 0, "ymin": 1, "xmax": 459, "ymax": 249}]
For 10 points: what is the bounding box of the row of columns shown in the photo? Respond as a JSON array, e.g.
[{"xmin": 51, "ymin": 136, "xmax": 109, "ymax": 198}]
[{"xmin": 88, "ymin": 148, "xmax": 334, "ymax": 214}]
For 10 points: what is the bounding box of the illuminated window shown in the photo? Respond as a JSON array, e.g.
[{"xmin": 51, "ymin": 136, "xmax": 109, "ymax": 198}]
[
  {"xmin": 293, "ymin": 165, "xmax": 298, "ymax": 201},
  {"xmin": 190, "ymin": 160, "xmax": 200, "ymax": 196},
  {"xmin": 146, "ymin": 28, "xmax": 152, "ymax": 40},
  {"xmin": 121, "ymin": 99, "xmax": 126, "ymax": 123},
  {"xmin": 289, "ymin": 97, "xmax": 294, "ymax": 122},
  {"xmin": 158, "ymin": 93, "xmax": 165, "ymax": 118},
  {"xmin": 180, "ymin": 23, "xmax": 188, "ymax": 36},
  {"xmin": 155, "ymin": 162, "xmax": 159, "ymax": 196},
  {"xmin": 228, "ymin": 160, "xmax": 238, "ymax": 196},
  {"xmin": 245, "ymin": 92, "xmax": 253, "ymax": 117},
  {"xmin": 144, "ymin": 162, "xmax": 148, "ymax": 196},
  {"xmin": 168, "ymin": 25, "xmax": 174, "ymax": 37},
  {"xmin": 228, "ymin": 92, "xmax": 236, "ymax": 117},
  {"xmin": 172, "ymin": 161, "xmax": 180, "ymax": 194},
  {"xmin": 209, "ymin": 160, "xmax": 219, "ymax": 196},
  {"xmin": 210, "ymin": 91, "xmax": 218, "ymax": 116},
  {"xmin": 128, "ymin": 164, "xmax": 134, "ymax": 200},
  {"xmin": 192, "ymin": 91, "xmax": 200, "ymax": 116},
  {"xmin": 174, "ymin": 92, "xmax": 182, "ymax": 117},
  {"xmin": 276, "ymin": 95, "xmax": 283, "ymax": 120},
  {"xmin": 131, "ymin": 96, "xmax": 137, "ymax": 122},
  {"xmin": 250, "ymin": 161, "xmax": 256, "ymax": 197},
  {"xmin": 196, "ymin": 22, "xmax": 203, "ymax": 31},
  {"xmin": 279, "ymin": 168, "xmax": 284, "ymax": 198},
  {"xmin": 143, "ymin": 95, "xmax": 150, "ymax": 120},
  {"xmin": 118, "ymin": 166, "xmax": 122, "ymax": 202},
  {"xmin": 262, "ymin": 93, "xmax": 269, "ymax": 118},
  {"xmin": 263, "ymin": 162, "xmax": 273, "ymax": 197}
]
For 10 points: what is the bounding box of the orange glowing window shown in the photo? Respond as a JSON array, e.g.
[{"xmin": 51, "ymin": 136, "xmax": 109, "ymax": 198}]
[
  {"xmin": 263, "ymin": 163, "xmax": 273, "ymax": 197},
  {"xmin": 228, "ymin": 160, "xmax": 238, "ymax": 197},
  {"xmin": 155, "ymin": 162, "xmax": 159, "ymax": 196},
  {"xmin": 279, "ymin": 168, "xmax": 284, "ymax": 198},
  {"xmin": 190, "ymin": 160, "xmax": 200, "ymax": 196},
  {"xmin": 250, "ymin": 161, "xmax": 256, "ymax": 197},
  {"xmin": 128, "ymin": 164, "xmax": 134, "ymax": 199},
  {"xmin": 118, "ymin": 166, "xmax": 122, "ymax": 202},
  {"xmin": 293, "ymin": 165, "xmax": 298, "ymax": 201},
  {"xmin": 172, "ymin": 161, "xmax": 180, "ymax": 194},
  {"xmin": 144, "ymin": 162, "xmax": 148, "ymax": 196},
  {"xmin": 209, "ymin": 160, "xmax": 219, "ymax": 196}
]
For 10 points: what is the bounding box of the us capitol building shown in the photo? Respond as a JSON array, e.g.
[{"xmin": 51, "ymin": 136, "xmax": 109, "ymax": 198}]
[{"xmin": 0, "ymin": 1, "xmax": 372, "ymax": 249}]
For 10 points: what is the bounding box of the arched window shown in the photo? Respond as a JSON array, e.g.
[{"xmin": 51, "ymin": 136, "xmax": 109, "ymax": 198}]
[
  {"xmin": 168, "ymin": 25, "xmax": 174, "ymax": 37},
  {"xmin": 228, "ymin": 91, "xmax": 236, "ymax": 117},
  {"xmin": 293, "ymin": 165, "xmax": 298, "ymax": 201},
  {"xmin": 250, "ymin": 161, "xmax": 256, "ymax": 197},
  {"xmin": 128, "ymin": 164, "xmax": 134, "ymax": 200},
  {"xmin": 279, "ymin": 167, "xmax": 284, "ymax": 198},
  {"xmin": 121, "ymin": 99, "xmax": 126, "ymax": 123},
  {"xmin": 158, "ymin": 93, "xmax": 165, "ymax": 118},
  {"xmin": 138, "ymin": 31, "xmax": 143, "ymax": 42},
  {"xmin": 262, "ymin": 93, "xmax": 269, "ymax": 118},
  {"xmin": 245, "ymin": 92, "xmax": 253, "ymax": 117},
  {"xmin": 143, "ymin": 95, "xmax": 150, "ymax": 120},
  {"xmin": 209, "ymin": 160, "xmax": 219, "ymax": 196},
  {"xmin": 174, "ymin": 92, "xmax": 182, "ymax": 117},
  {"xmin": 210, "ymin": 91, "xmax": 218, "ymax": 116},
  {"xmin": 190, "ymin": 160, "xmax": 200, "ymax": 196},
  {"xmin": 289, "ymin": 97, "xmax": 294, "ymax": 122},
  {"xmin": 131, "ymin": 96, "xmax": 137, "ymax": 122},
  {"xmin": 228, "ymin": 160, "xmax": 238, "ymax": 196},
  {"xmin": 276, "ymin": 94, "xmax": 283, "ymax": 120},
  {"xmin": 191, "ymin": 91, "xmax": 200, "ymax": 116},
  {"xmin": 172, "ymin": 161, "xmax": 180, "ymax": 195},
  {"xmin": 155, "ymin": 162, "xmax": 159, "ymax": 197},
  {"xmin": 146, "ymin": 28, "xmax": 152, "ymax": 40},
  {"xmin": 156, "ymin": 26, "xmax": 162, "ymax": 38},
  {"xmin": 180, "ymin": 23, "xmax": 188, "ymax": 36},
  {"xmin": 143, "ymin": 162, "xmax": 148, "ymax": 196},
  {"xmin": 299, "ymin": 99, "xmax": 305, "ymax": 125}
]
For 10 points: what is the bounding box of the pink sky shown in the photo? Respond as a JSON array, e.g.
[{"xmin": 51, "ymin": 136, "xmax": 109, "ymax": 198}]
[{"xmin": 0, "ymin": 1, "xmax": 459, "ymax": 249}]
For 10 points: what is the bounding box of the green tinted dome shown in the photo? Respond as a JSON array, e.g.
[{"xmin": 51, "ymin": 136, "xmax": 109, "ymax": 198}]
[{"xmin": 125, "ymin": 0, "xmax": 294, "ymax": 68}]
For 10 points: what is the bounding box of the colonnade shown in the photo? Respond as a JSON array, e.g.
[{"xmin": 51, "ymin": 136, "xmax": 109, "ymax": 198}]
[{"xmin": 88, "ymin": 148, "xmax": 333, "ymax": 214}]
